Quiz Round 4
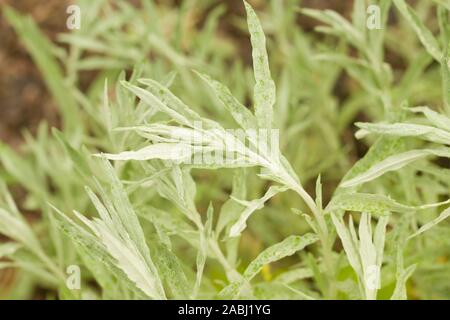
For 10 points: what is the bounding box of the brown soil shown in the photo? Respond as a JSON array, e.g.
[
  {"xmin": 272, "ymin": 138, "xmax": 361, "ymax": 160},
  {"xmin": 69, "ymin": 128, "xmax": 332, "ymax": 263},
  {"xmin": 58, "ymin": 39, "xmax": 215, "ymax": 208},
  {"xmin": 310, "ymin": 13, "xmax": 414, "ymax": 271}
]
[{"xmin": 0, "ymin": 0, "xmax": 71, "ymax": 148}]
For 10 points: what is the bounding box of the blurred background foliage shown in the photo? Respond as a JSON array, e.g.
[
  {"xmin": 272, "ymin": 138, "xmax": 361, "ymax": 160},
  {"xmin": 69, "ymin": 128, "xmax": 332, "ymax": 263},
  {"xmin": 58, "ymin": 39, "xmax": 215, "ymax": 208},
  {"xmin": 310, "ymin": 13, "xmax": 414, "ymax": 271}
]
[{"xmin": 0, "ymin": 0, "xmax": 449, "ymax": 299}]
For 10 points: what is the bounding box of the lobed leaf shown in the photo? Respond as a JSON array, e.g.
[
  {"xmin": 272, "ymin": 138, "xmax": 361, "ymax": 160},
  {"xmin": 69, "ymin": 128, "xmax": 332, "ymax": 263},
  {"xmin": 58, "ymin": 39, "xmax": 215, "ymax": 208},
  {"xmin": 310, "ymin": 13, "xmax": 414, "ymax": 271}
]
[
  {"xmin": 244, "ymin": 1, "xmax": 276, "ymax": 129},
  {"xmin": 194, "ymin": 71, "xmax": 257, "ymax": 129},
  {"xmin": 341, "ymin": 148, "xmax": 450, "ymax": 188}
]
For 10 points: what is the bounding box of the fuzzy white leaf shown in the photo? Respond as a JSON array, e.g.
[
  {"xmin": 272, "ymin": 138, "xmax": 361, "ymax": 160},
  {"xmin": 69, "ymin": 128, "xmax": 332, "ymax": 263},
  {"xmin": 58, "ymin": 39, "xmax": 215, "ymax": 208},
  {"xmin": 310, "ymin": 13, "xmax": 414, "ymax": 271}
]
[
  {"xmin": 96, "ymin": 143, "xmax": 197, "ymax": 162},
  {"xmin": 244, "ymin": 1, "xmax": 275, "ymax": 129},
  {"xmin": 229, "ymin": 185, "xmax": 287, "ymax": 237},
  {"xmin": 331, "ymin": 213, "xmax": 362, "ymax": 276},
  {"xmin": 243, "ymin": 233, "xmax": 318, "ymax": 281},
  {"xmin": 356, "ymin": 122, "xmax": 450, "ymax": 145},
  {"xmin": 73, "ymin": 210, "xmax": 166, "ymax": 299},
  {"xmin": 95, "ymin": 221, "xmax": 166, "ymax": 299},
  {"xmin": 328, "ymin": 193, "xmax": 408, "ymax": 216},
  {"xmin": 374, "ymin": 216, "xmax": 389, "ymax": 268},
  {"xmin": 137, "ymin": 78, "xmax": 219, "ymax": 129},
  {"xmin": 358, "ymin": 213, "xmax": 377, "ymax": 300},
  {"xmin": 408, "ymin": 106, "xmax": 450, "ymax": 132},
  {"xmin": 194, "ymin": 71, "xmax": 257, "ymax": 130},
  {"xmin": 408, "ymin": 206, "xmax": 450, "ymax": 240},
  {"xmin": 393, "ymin": 0, "xmax": 442, "ymax": 61},
  {"xmin": 341, "ymin": 148, "xmax": 450, "ymax": 188}
]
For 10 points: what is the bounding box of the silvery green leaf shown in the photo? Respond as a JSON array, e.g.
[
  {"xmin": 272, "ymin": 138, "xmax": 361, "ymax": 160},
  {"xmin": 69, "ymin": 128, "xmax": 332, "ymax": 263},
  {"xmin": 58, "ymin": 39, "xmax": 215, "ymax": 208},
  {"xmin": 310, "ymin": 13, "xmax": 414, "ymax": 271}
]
[
  {"xmin": 96, "ymin": 143, "xmax": 197, "ymax": 162},
  {"xmin": 102, "ymin": 79, "xmax": 113, "ymax": 132},
  {"xmin": 75, "ymin": 57, "xmax": 127, "ymax": 70},
  {"xmin": 194, "ymin": 70, "xmax": 257, "ymax": 129},
  {"xmin": 229, "ymin": 185, "xmax": 288, "ymax": 237},
  {"xmin": 408, "ymin": 206, "xmax": 450, "ymax": 240},
  {"xmin": 140, "ymin": 207, "xmax": 197, "ymax": 246},
  {"xmin": 116, "ymin": 124, "xmax": 214, "ymax": 145},
  {"xmin": 395, "ymin": 53, "xmax": 433, "ymax": 102},
  {"xmin": 315, "ymin": 175, "xmax": 323, "ymax": 209},
  {"xmin": 356, "ymin": 122, "xmax": 450, "ymax": 145},
  {"xmin": 336, "ymin": 279, "xmax": 361, "ymax": 300},
  {"xmin": 152, "ymin": 242, "xmax": 190, "ymax": 299},
  {"xmin": 95, "ymin": 223, "xmax": 165, "ymax": 299},
  {"xmin": 293, "ymin": 209, "xmax": 318, "ymax": 234},
  {"xmin": 336, "ymin": 135, "xmax": 408, "ymax": 194},
  {"xmin": 123, "ymin": 80, "xmax": 214, "ymax": 129},
  {"xmin": 331, "ymin": 213, "xmax": 362, "ymax": 276},
  {"xmin": 161, "ymin": 71, "xmax": 177, "ymax": 88},
  {"xmin": 138, "ymin": 78, "xmax": 219, "ymax": 129},
  {"xmin": 358, "ymin": 213, "xmax": 377, "ymax": 300},
  {"xmin": 60, "ymin": 159, "xmax": 167, "ymax": 299},
  {"xmin": 374, "ymin": 216, "xmax": 389, "ymax": 268},
  {"xmin": 52, "ymin": 205, "xmax": 146, "ymax": 298},
  {"xmin": 314, "ymin": 53, "xmax": 371, "ymax": 69},
  {"xmin": 85, "ymin": 186, "xmax": 115, "ymax": 228},
  {"xmin": 301, "ymin": 9, "xmax": 365, "ymax": 50},
  {"xmin": 348, "ymin": 215, "xmax": 359, "ymax": 250},
  {"xmin": 341, "ymin": 148, "xmax": 450, "ymax": 188},
  {"xmin": 100, "ymin": 159, "xmax": 164, "ymax": 270},
  {"xmin": 244, "ymin": 1, "xmax": 275, "ymax": 129},
  {"xmin": 327, "ymin": 193, "xmax": 414, "ymax": 216},
  {"xmin": 75, "ymin": 244, "xmax": 133, "ymax": 299},
  {"xmin": 216, "ymin": 169, "xmax": 247, "ymax": 236},
  {"xmin": 352, "ymin": 0, "xmax": 366, "ymax": 32},
  {"xmin": 243, "ymin": 233, "xmax": 318, "ymax": 281},
  {"xmin": 0, "ymin": 142, "xmax": 45, "ymax": 199},
  {"xmin": 408, "ymin": 106, "xmax": 450, "ymax": 131},
  {"xmin": 58, "ymin": 34, "xmax": 140, "ymax": 60},
  {"xmin": 220, "ymin": 233, "xmax": 318, "ymax": 299},
  {"xmin": 147, "ymin": 34, "xmax": 195, "ymax": 67},
  {"xmin": 0, "ymin": 209, "xmax": 41, "ymax": 254},
  {"xmin": 0, "ymin": 180, "xmax": 20, "ymax": 216},
  {"xmin": 73, "ymin": 210, "xmax": 166, "ymax": 300},
  {"xmin": 171, "ymin": 166, "xmax": 187, "ymax": 205},
  {"xmin": 193, "ymin": 204, "xmax": 214, "ymax": 298},
  {"xmin": 2, "ymin": 260, "xmax": 58, "ymax": 286},
  {"xmin": 393, "ymin": 0, "xmax": 442, "ymax": 61},
  {"xmin": 121, "ymin": 81, "xmax": 191, "ymax": 126},
  {"xmin": 219, "ymin": 281, "xmax": 243, "ymax": 299}
]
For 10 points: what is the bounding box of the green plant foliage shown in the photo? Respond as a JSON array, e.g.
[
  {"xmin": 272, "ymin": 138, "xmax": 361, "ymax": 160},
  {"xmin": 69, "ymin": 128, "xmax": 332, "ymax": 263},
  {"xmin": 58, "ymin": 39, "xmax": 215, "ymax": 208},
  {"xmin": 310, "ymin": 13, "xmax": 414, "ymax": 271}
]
[{"xmin": 0, "ymin": 0, "xmax": 449, "ymax": 300}]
